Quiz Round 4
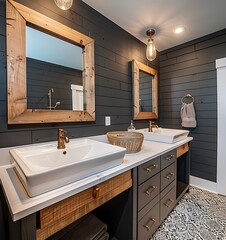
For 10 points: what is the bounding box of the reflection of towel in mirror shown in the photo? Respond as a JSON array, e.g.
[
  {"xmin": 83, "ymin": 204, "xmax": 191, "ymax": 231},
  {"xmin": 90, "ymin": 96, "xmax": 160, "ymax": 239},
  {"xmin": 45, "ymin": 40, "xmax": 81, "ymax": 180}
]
[
  {"xmin": 181, "ymin": 102, "xmax": 197, "ymax": 128},
  {"xmin": 70, "ymin": 214, "xmax": 108, "ymax": 240}
]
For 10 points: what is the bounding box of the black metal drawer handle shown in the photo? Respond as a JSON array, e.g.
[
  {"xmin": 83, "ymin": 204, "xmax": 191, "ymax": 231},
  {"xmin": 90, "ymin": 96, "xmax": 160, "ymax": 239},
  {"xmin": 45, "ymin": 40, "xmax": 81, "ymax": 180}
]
[
  {"xmin": 164, "ymin": 198, "xmax": 174, "ymax": 208},
  {"xmin": 146, "ymin": 164, "xmax": 159, "ymax": 172},
  {"xmin": 165, "ymin": 154, "xmax": 174, "ymax": 161},
  {"xmin": 164, "ymin": 172, "xmax": 175, "ymax": 180},
  {"xmin": 145, "ymin": 186, "xmax": 156, "ymax": 196},
  {"xmin": 144, "ymin": 218, "xmax": 156, "ymax": 231}
]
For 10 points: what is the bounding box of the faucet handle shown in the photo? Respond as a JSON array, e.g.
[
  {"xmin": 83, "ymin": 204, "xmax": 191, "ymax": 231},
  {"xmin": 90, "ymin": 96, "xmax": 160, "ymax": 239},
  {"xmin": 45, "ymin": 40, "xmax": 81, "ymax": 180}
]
[
  {"xmin": 58, "ymin": 129, "xmax": 69, "ymax": 140},
  {"xmin": 65, "ymin": 136, "xmax": 70, "ymax": 143}
]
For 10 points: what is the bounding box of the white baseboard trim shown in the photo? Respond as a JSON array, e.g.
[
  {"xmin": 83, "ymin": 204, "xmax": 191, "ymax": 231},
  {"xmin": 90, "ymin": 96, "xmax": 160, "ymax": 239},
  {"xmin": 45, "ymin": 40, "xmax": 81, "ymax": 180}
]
[{"xmin": 190, "ymin": 175, "xmax": 217, "ymax": 194}]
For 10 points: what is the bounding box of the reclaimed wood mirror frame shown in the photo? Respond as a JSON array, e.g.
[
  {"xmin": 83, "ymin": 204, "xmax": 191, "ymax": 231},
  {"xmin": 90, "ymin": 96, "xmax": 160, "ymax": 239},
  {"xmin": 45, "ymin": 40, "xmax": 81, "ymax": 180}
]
[
  {"xmin": 6, "ymin": 0, "xmax": 95, "ymax": 124},
  {"xmin": 132, "ymin": 60, "xmax": 158, "ymax": 120}
]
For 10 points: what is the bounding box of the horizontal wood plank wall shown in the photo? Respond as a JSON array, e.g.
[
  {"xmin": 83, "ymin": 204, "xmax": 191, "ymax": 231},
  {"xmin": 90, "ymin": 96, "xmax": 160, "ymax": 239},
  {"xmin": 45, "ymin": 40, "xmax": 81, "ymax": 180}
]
[
  {"xmin": 159, "ymin": 29, "xmax": 226, "ymax": 182},
  {"xmin": 27, "ymin": 58, "xmax": 82, "ymax": 110},
  {"xmin": 1, "ymin": 0, "xmax": 226, "ymax": 183},
  {"xmin": 0, "ymin": 0, "xmax": 158, "ymax": 148}
]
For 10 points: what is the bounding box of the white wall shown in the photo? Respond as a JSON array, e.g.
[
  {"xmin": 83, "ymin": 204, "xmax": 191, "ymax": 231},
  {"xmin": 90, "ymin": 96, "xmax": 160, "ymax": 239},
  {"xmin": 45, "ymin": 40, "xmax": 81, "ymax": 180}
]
[{"xmin": 216, "ymin": 57, "xmax": 226, "ymax": 195}]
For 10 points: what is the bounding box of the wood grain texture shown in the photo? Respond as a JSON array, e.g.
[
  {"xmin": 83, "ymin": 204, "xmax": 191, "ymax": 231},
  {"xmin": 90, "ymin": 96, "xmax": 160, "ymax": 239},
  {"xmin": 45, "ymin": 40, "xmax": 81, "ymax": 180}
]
[
  {"xmin": 6, "ymin": 0, "xmax": 27, "ymax": 121},
  {"xmin": 7, "ymin": 109, "xmax": 94, "ymax": 124},
  {"xmin": 36, "ymin": 170, "xmax": 132, "ymax": 240},
  {"xmin": 83, "ymin": 41, "xmax": 95, "ymax": 118},
  {"xmin": 6, "ymin": 0, "xmax": 95, "ymax": 124},
  {"xmin": 177, "ymin": 143, "xmax": 189, "ymax": 158},
  {"xmin": 8, "ymin": 0, "xmax": 93, "ymax": 46},
  {"xmin": 132, "ymin": 60, "xmax": 158, "ymax": 120}
]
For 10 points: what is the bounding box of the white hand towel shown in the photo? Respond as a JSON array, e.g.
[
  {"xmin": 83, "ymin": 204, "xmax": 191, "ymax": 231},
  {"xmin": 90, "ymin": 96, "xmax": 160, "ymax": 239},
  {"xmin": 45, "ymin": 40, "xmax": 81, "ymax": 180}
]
[{"xmin": 181, "ymin": 102, "xmax": 197, "ymax": 128}]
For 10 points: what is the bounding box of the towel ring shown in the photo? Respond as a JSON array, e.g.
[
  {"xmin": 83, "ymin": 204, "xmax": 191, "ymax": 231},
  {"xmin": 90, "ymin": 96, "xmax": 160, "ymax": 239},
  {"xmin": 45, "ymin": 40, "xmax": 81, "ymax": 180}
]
[{"xmin": 181, "ymin": 94, "xmax": 194, "ymax": 104}]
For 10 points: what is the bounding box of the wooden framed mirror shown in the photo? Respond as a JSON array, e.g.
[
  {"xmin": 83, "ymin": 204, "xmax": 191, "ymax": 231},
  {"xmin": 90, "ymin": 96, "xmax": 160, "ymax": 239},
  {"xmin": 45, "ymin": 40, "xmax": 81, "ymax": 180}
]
[
  {"xmin": 6, "ymin": 0, "xmax": 95, "ymax": 124},
  {"xmin": 132, "ymin": 60, "xmax": 158, "ymax": 120}
]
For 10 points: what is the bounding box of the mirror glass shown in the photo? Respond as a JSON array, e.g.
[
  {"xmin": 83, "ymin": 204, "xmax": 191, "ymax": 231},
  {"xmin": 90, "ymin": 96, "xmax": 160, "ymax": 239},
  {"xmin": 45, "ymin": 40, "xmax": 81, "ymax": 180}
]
[
  {"xmin": 26, "ymin": 26, "xmax": 84, "ymax": 111},
  {"xmin": 132, "ymin": 60, "xmax": 158, "ymax": 120},
  {"xmin": 139, "ymin": 70, "xmax": 153, "ymax": 112}
]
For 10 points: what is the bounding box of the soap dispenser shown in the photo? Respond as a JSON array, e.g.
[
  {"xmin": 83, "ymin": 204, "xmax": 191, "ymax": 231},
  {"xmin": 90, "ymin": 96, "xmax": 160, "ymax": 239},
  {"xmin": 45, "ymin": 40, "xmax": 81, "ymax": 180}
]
[{"xmin": 127, "ymin": 120, "xmax": 136, "ymax": 132}]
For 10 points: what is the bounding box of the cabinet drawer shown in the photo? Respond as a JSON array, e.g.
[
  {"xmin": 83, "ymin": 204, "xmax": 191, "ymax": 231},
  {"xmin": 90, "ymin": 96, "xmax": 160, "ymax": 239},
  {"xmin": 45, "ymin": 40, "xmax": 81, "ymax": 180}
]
[
  {"xmin": 161, "ymin": 149, "xmax": 176, "ymax": 170},
  {"xmin": 138, "ymin": 194, "xmax": 160, "ymax": 221},
  {"xmin": 138, "ymin": 173, "xmax": 160, "ymax": 211},
  {"xmin": 138, "ymin": 157, "xmax": 160, "ymax": 184},
  {"xmin": 161, "ymin": 162, "xmax": 176, "ymax": 191},
  {"xmin": 138, "ymin": 202, "xmax": 160, "ymax": 240},
  {"xmin": 36, "ymin": 171, "xmax": 132, "ymax": 240},
  {"xmin": 160, "ymin": 185, "xmax": 176, "ymax": 222}
]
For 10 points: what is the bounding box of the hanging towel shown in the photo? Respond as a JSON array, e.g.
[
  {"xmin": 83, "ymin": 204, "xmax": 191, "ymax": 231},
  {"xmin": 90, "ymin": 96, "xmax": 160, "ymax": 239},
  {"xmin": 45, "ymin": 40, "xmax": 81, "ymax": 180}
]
[{"xmin": 181, "ymin": 102, "xmax": 197, "ymax": 128}]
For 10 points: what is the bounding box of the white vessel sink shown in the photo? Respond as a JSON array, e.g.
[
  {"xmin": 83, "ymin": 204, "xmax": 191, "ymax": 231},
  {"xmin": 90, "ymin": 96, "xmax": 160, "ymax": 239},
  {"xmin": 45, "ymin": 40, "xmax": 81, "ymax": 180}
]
[
  {"xmin": 137, "ymin": 128, "xmax": 189, "ymax": 143},
  {"xmin": 10, "ymin": 139, "xmax": 126, "ymax": 197}
]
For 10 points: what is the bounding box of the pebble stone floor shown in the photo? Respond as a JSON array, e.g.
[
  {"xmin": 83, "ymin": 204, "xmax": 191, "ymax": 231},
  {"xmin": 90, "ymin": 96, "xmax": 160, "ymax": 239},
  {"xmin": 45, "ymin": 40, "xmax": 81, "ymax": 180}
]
[{"xmin": 151, "ymin": 187, "xmax": 226, "ymax": 240}]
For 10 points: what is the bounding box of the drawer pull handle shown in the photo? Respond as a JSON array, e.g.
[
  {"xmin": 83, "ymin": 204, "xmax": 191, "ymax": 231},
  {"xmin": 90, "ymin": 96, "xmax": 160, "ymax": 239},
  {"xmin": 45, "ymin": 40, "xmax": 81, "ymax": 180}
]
[
  {"xmin": 144, "ymin": 218, "xmax": 156, "ymax": 231},
  {"xmin": 92, "ymin": 186, "xmax": 100, "ymax": 199},
  {"xmin": 165, "ymin": 154, "xmax": 174, "ymax": 161},
  {"xmin": 145, "ymin": 186, "xmax": 156, "ymax": 196},
  {"xmin": 165, "ymin": 172, "xmax": 174, "ymax": 180},
  {"xmin": 146, "ymin": 164, "xmax": 158, "ymax": 172},
  {"xmin": 164, "ymin": 198, "xmax": 174, "ymax": 208}
]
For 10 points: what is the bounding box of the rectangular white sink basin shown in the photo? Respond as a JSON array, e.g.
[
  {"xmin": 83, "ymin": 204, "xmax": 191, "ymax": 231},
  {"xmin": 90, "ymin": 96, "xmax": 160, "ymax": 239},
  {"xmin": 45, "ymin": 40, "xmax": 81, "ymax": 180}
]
[
  {"xmin": 10, "ymin": 139, "xmax": 126, "ymax": 197},
  {"xmin": 137, "ymin": 128, "xmax": 189, "ymax": 143}
]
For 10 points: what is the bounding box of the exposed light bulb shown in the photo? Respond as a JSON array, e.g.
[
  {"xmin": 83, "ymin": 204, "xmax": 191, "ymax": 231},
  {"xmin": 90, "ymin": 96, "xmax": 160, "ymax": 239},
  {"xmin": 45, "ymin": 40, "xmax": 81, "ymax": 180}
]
[
  {"xmin": 146, "ymin": 29, "xmax": 157, "ymax": 61},
  {"xmin": 54, "ymin": 0, "xmax": 73, "ymax": 10},
  {"xmin": 146, "ymin": 38, "xmax": 156, "ymax": 61}
]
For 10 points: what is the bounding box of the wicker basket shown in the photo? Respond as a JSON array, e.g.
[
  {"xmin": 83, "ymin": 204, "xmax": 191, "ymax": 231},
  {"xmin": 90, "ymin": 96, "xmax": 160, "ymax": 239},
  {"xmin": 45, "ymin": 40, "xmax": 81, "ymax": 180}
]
[{"xmin": 107, "ymin": 131, "xmax": 144, "ymax": 153}]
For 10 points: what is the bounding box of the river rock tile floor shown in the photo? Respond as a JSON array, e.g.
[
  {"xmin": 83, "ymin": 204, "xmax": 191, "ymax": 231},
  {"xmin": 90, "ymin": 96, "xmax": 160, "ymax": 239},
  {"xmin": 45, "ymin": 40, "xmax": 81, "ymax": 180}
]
[{"xmin": 151, "ymin": 187, "xmax": 226, "ymax": 240}]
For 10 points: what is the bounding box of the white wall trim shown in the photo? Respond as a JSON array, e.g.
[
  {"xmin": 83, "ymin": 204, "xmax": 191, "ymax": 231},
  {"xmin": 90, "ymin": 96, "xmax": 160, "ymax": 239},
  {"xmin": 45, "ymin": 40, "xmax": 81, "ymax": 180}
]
[
  {"xmin": 216, "ymin": 57, "xmax": 226, "ymax": 195},
  {"xmin": 216, "ymin": 57, "xmax": 226, "ymax": 69},
  {"xmin": 190, "ymin": 175, "xmax": 217, "ymax": 194}
]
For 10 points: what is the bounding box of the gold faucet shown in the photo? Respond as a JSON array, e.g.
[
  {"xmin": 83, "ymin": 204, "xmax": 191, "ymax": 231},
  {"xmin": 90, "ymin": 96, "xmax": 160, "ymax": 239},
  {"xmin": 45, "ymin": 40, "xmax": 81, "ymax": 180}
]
[
  {"xmin": 57, "ymin": 128, "xmax": 70, "ymax": 149},
  {"xmin": 149, "ymin": 121, "xmax": 159, "ymax": 132}
]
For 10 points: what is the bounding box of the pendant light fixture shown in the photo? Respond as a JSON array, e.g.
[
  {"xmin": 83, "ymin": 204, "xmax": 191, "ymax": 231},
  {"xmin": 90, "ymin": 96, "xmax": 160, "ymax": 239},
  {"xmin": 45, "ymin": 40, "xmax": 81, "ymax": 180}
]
[
  {"xmin": 146, "ymin": 29, "xmax": 157, "ymax": 61},
  {"xmin": 54, "ymin": 0, "xmax": 73, "ymax": 10}
]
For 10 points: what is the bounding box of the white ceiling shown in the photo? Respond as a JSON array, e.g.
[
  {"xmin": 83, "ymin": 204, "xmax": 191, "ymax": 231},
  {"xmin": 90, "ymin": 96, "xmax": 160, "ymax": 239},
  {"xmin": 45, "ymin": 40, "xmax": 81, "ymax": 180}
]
[{"xmin": 82, "ymin": 0, "xmax": 226, "ymax": 51}]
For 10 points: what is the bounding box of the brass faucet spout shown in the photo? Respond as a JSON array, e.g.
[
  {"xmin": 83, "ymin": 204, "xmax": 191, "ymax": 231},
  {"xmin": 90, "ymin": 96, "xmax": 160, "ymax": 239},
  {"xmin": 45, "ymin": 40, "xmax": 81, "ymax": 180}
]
[
  {"xmin": 57, "ymin": 128, "xmax": 70, "ymax": 149},
  {"xmin": 149, "ymin": 121, "xmax": 159, "ymax": 132}
]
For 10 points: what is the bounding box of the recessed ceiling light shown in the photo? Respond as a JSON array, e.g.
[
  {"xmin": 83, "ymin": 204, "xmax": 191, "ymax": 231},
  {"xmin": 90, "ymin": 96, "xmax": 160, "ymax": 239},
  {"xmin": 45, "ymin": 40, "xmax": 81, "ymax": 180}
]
[{"xmin": 174, "ymin": 27, "xmax": 184, "ymax": 34}]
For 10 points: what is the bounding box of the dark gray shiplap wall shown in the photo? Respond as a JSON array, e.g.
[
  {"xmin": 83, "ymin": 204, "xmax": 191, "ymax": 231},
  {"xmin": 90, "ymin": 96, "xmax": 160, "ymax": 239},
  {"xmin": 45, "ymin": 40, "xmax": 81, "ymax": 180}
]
[
  {"xmin": 0, "ymin": 0, "xmax": 158, "ymax": 148},
  {"xmin": 27, "ymin": 58, "xmax": 83, "ymax": 110},
  {"xmin": 1, "ymin": 0, "xmax": 226, "ymax": 182},
  {"xmin": 159, "ymin": 29, "xmax": 226, "ymax": 182}
]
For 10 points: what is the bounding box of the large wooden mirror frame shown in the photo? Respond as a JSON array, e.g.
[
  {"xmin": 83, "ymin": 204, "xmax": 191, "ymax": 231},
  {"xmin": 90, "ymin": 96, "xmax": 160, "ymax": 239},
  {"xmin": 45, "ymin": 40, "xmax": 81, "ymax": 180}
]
[
  {"xmin": 132, "ymin": 60, "xmax": 158, "ymax": 120},
  {"xmin": 6, "ymin": 0, "xmax": 95, "ymax": 124}
]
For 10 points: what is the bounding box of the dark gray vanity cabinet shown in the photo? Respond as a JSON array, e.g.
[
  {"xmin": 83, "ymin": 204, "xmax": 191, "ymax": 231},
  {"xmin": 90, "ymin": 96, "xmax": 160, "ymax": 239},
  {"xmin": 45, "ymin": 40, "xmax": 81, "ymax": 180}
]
[{"xmin": 134, "ymin": 149, "xmax": 178, "ymax": 240}]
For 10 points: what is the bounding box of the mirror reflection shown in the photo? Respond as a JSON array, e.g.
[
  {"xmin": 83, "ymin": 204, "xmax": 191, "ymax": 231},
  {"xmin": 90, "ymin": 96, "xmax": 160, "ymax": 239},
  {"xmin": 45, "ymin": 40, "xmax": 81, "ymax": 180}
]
[
  {"xmin": 132, "ymin": 59, "xmax": 158, "ymax": 120},
  {"xmin": 7, "ymin": 0, "xmax": 95, "ymax": 124},
  {"xmin": 139, "ymin": 71, "xmax": 153, "ymax": 112},
  {"xmin": 26, "ymin": 26, "xmax": 84, "ymax": 111}
]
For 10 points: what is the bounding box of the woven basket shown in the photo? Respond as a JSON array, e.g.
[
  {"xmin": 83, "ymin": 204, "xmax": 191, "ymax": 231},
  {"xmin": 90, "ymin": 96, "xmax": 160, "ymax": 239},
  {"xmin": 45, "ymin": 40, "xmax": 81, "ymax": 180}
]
[{"xmin": 107, "ymin": 131, "xmax": 144, "ymax": 153}]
